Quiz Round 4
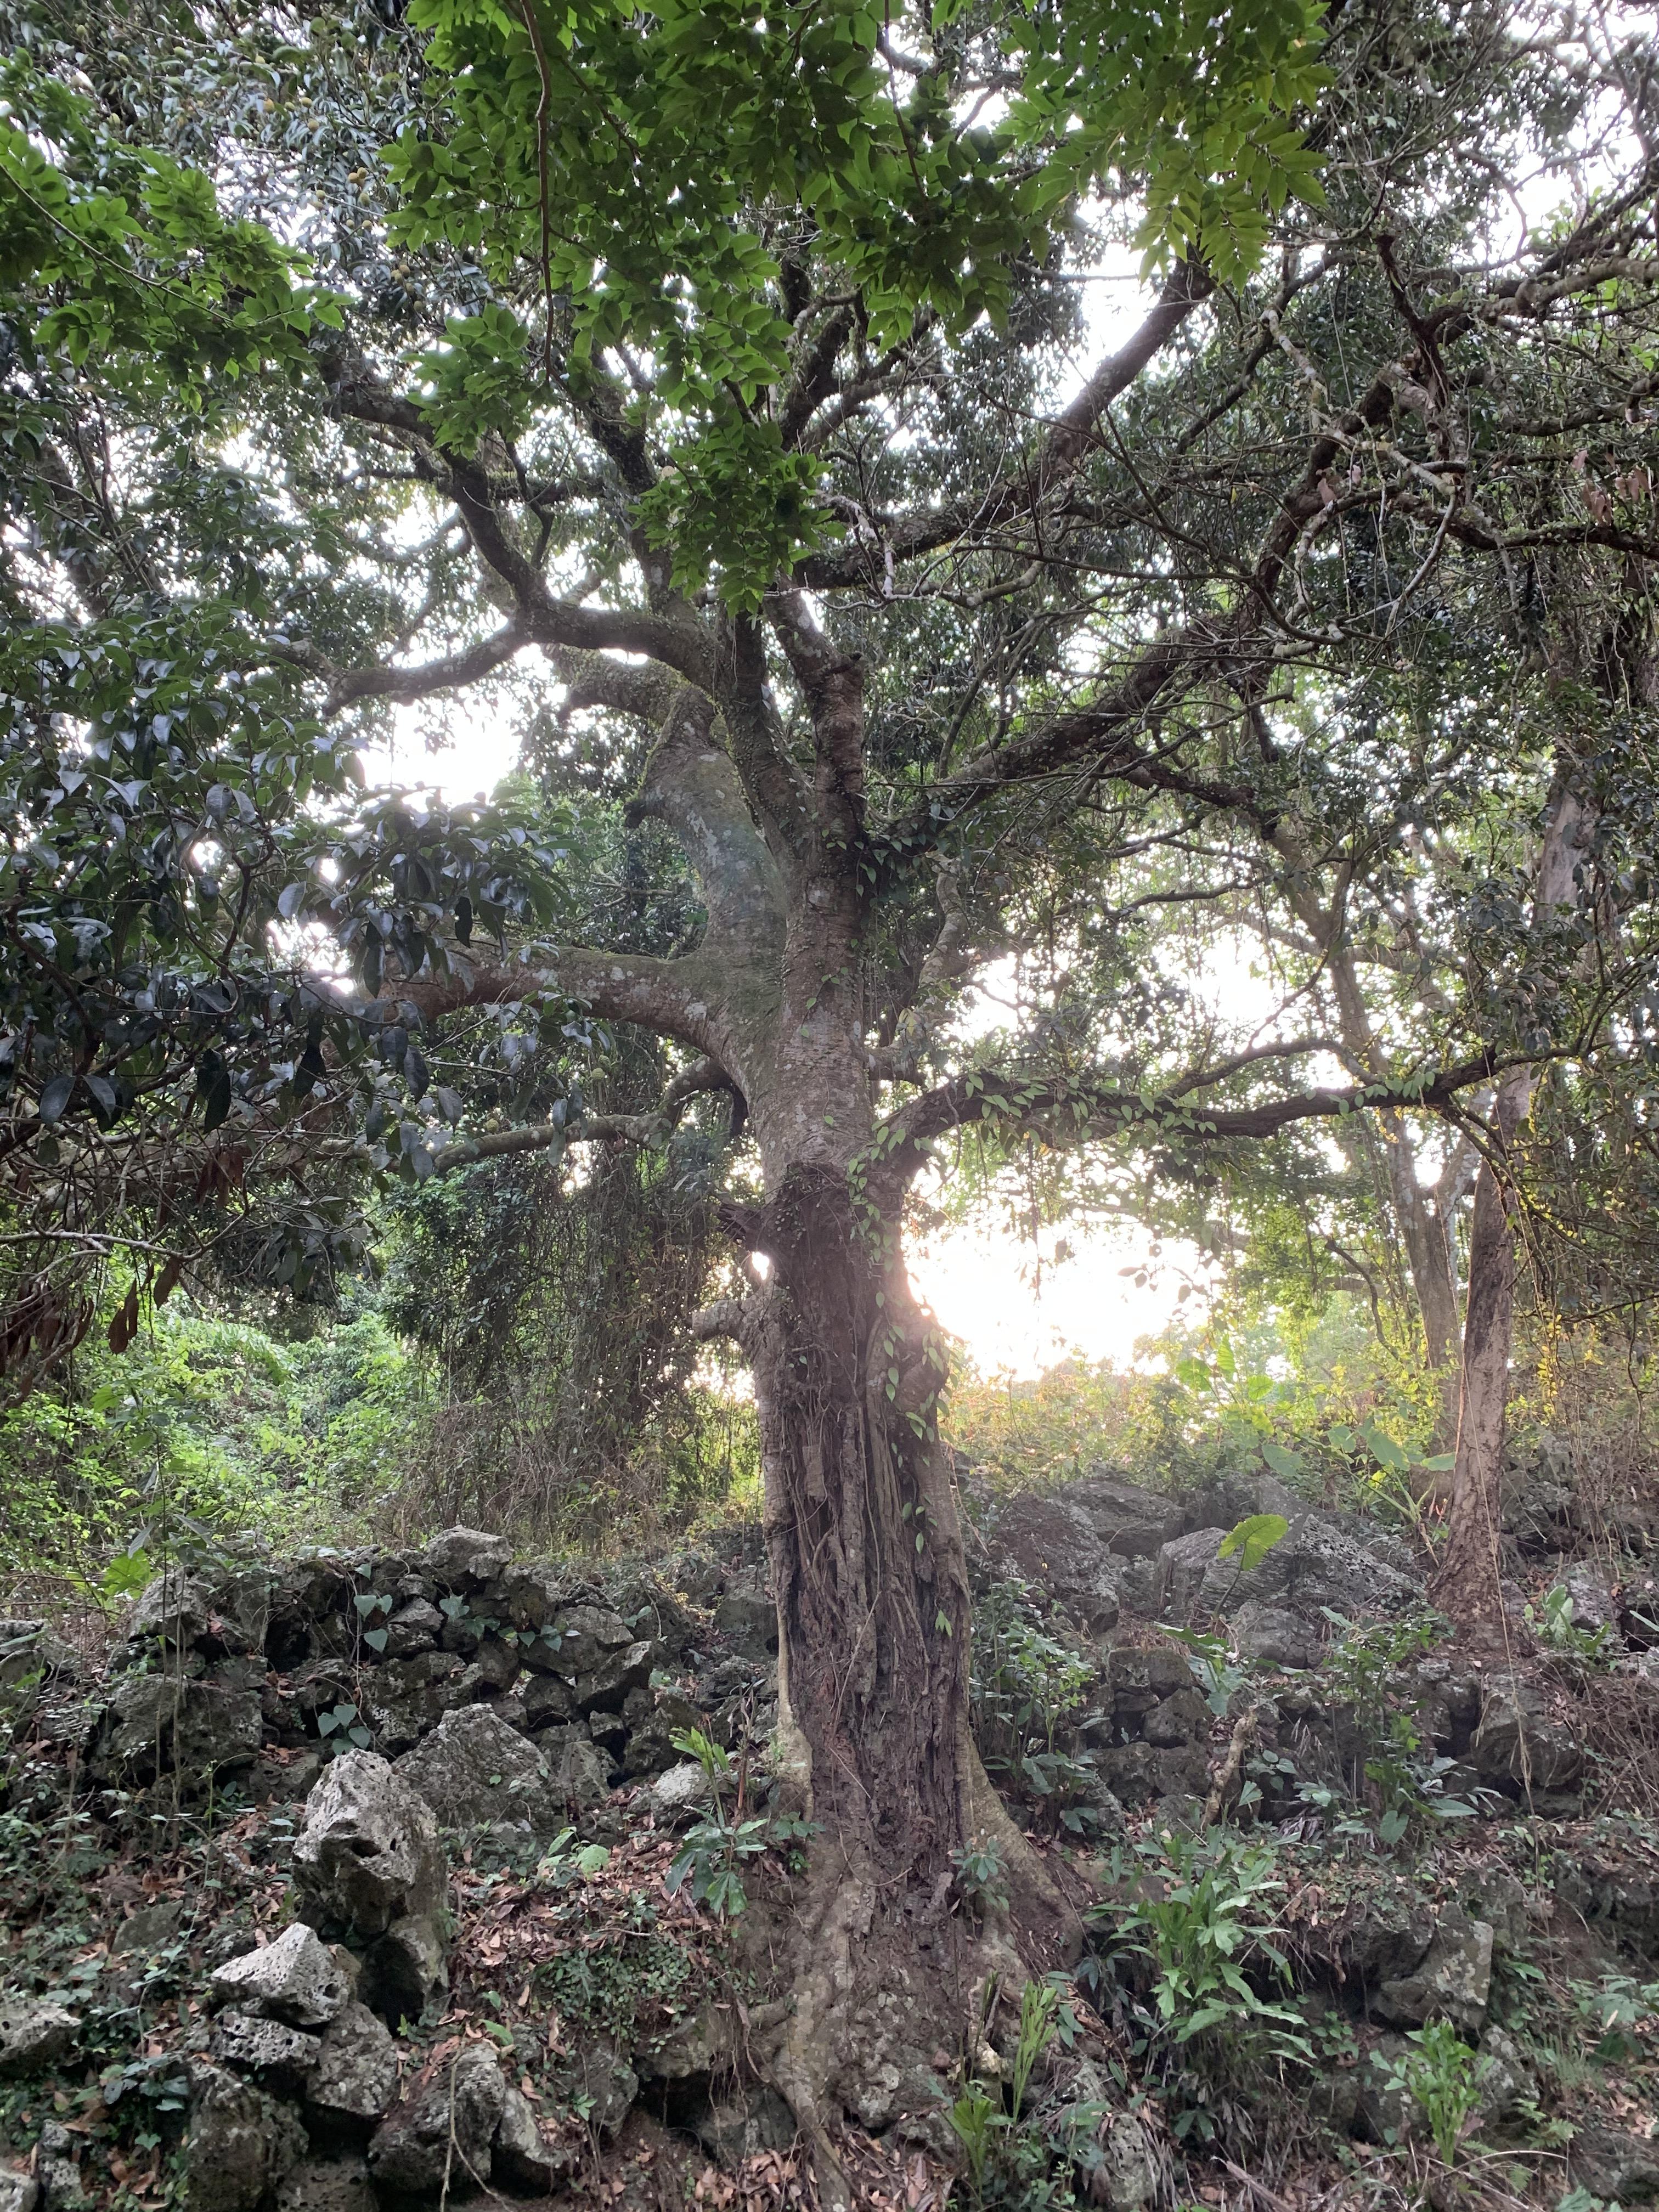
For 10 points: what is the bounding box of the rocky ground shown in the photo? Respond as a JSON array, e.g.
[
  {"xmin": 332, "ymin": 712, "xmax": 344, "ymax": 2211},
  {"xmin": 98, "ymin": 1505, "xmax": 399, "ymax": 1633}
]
[{"xmin": 3, "ymin": 1440, "xmax": 1659, "ymax": 2210}]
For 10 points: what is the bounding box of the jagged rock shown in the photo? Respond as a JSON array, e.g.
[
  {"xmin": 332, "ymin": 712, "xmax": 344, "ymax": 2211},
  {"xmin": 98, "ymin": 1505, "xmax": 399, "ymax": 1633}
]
[
  {"xmin": 421, "ymin": 1527, "xmax": 511, "ymax": 1588},
  {"xmin": 712, "ymin": 1593, "xmax": 775, "ymax": 1656},
  {"xmin": 1373, "ymin": 1909, "xmax": 1494, "ymax": 2032},
  {"xmin": 556, "ymin": 1602, "xmax": 636, "ymax": 1675},
  {"xmin": 251, "ymin": 1748, "xmax": 326, "ymax": 1805},
  {"xmin": 396, "ymin": 1706, "xmax": 558, "ymax": 1828},
  {"xmin": 127, "ymin": 1564, "xmax": 271, "ymax": 1657},
  {"xmin": 183, "ymin": 2062, "xmax": 308, "ymax": 2212},
  {"xmin": 1107, "ymin": 1644, "xmax": 1191, "ymax": 1716},
  {"xmin": 0, "ymin": 1995, "xmax": 80, "ymax": 2074},
  {"xmin": 86, "ymin": 1666, "xmax": 263, "ymax": 1788},
  {"xmin": 1461, "ymin": 1869, "xmax": 1530, "ymax": 1948},
  {"xmin": 367, "ymin": 2043, "xmax": 505, "ymax": 2199},
  {"xmin": 1329, "ymin": 1897, "xmax": 1435, "ymax": 1989},
  {"xmin": 574, "ymin": 1639, "xmax": 656, "ymax": 1714},
  {"xmin": 1142, "ymin": 1686, "xmax": 1208, "ymax": 1748},
  {"xmin": 695, "ymin": 2087, "xmax": 795, "ymax": 2169},
  {"xmin": 983, "ymin": 1492, "xmax": 1130, "ymax": 1632},
  {"xmin": 0, "ymin": 2169, "xmax": 37, "ymax": 2212},
  {"xmin": 638, "ymin": 2003, "xmax": 735, "ymax": 2086},
  {"xmin": 676, "ymin": 1551, "xmax": 725, "ymax": 1603},
  {"xmin": 0, "ymin": 1622, "xmax": 78, "ymax": 1692},
  {"xmin": 1231, "ymin": 1600, "xmax": 1323, "ymax": 1669},
  {"xmin": 548, "ymin": 2030, "xmax": 637, "ymax": 2136},
  {"xmin": 1074, "ymin": 1775, "xmax": 1128, "ymax": 1832},
  {"xmin": 1181, "ymin": 1511, "xmax": 1420, "ymax": 1627},
  {"xmin": 1068, "ymin": 1471, "xmax": 1189, "ymax": 1558},
  {"xmin": 1499, "ymin": 1432, "xmax": 1578, "ymax": 1553},
  {"xmin": 1098, "ymin": 2113, "xmax": 1159, "ymax": 2210},
  {"xmin": 458, "ymin": 1635, "xmax": 520, "ymax": 1693},
  {"xmin": 211, "ymin": 1923, "xmax": 352, "ymax": 2028},
  {"xmin": 307, "ymin": 2002, "xmax": 399, "ymax": 2130},
  {"xmin": 1153, "ymin": 1529, "xmax": 1227, "ymax": 1623},
  {"xmin": 209, "ymin": 2012, "xmax": 323, "ymax": 2093},
  {"xmin": 589, "ymin": 1711, "xmax": 627, "ymax": 1756},
  {"xmin": 482, "ymin": 1689, "xmax": 529, "ymax": 1734},
  {"xmin": 1474, "ymin": 2025, "xmax": 1534, "ymax": 2124},
  {"xmin": 356, "ymin": 1651, "xmax": 467, "ymax": 1755},
  {"xmin": 521, "ymin": 1672, "xmax": 578, "ymax": 1729},
  {"xmin": 642, "ymin": 1762, "xmax": 712, "ymax": 1821},
  {"xmin": 500, "ymin": 1560, "xmax": 565, "ymax": 1635},
  {"xmin": 1470, "ymin": 1683, "xmax": 1584, "ymax": 1792},
  {"xmin": 606, "ymin": 1573, "xmax": 695, "ymax": 1660},
  {"xmin": 33, "ymin": 2119, "xmax": 84, "ymax": 2209},
  {"xmin": 546, "ymin": 1730, "xmax": 613, "ymax": 1810},
  {"xmin": 381, "ymin": 1601, "xmax": 442, "ymax": 1661},
  {"xmin": 1095, "ymin": 1741, "xmax": 1160, "ymax": 1807},
  {"xmin": 115, "ymin": 1900, "xmax": 183, "ymax": 1956},
  {"xmin": 1561, "ymin": 1561, "xmax": 1620, "ymax": 1635},
  {"xmin": 360, "ymin": 1915, "xmax": 448, "ymax": 2032},
  {"xmin": 1406, "ymin": 1658, "xmax": 1484, "ymax": 1751},
  {"xmin": 275, "ymin": 2157, "xmax": 377, "ymax": 2212},
  {"xmin": 619, "ymin": 1686, "xmax": 702, "ymax": 1776},
  {"xmin": 493, "ymin": 2087, "xmax": 572, "ymax": 2194},
  {"xmin": 1571, "ymin": 2123, "xmax": 1659, "ymax": 2202},
  {"xmin": 294, "ymin": 1752, "xmax": 445, "ymax": 1939},
  {"xmin": 1554, "ymin": 1847, "xmax": 1659, "ymax": 1954}
]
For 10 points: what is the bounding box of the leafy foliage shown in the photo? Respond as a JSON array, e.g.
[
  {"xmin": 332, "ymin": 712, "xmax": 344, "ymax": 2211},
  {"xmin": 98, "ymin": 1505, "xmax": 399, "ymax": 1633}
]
[{"xmin": 1092, "ymin": 1827, "xmax": 1310, "ymax": 2145}]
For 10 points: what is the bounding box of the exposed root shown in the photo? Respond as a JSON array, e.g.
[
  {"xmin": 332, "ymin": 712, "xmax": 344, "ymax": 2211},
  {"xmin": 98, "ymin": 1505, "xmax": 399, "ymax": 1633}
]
[{"xmin": 751, "ymin": 1778, "xmax": 1093, "ymax": 2207}]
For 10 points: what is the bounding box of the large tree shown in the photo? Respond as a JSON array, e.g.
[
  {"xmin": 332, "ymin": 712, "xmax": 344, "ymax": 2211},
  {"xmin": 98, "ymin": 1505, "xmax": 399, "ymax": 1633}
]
[{"xmin": 4, "ymin": 0, "xmax": 1658, "ymax": 2166}]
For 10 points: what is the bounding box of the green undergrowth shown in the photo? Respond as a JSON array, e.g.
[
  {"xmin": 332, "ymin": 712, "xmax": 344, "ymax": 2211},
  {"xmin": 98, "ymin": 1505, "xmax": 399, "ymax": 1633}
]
[{"xmin": 0, "ymin": 1299, "xmax": 423, "ymax": 1586}]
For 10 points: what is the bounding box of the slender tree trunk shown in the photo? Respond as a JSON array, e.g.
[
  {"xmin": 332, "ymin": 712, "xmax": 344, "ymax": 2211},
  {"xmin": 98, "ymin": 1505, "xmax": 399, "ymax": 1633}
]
[
  {"xmin": 1374, "ymin": 1107, "xmax": 1462, "ymax": 1451},
  {"xmin": 1434, "ymin": 1070, "xmax": 1527, "ymax": 1629},
  {"xmin": 1280, "ymin": 865, "xmax": 1463, "ymax": 1433},
  {"xmin": 1432, "ymin": 782, "xmax": 1589, "ymax": 1632}
]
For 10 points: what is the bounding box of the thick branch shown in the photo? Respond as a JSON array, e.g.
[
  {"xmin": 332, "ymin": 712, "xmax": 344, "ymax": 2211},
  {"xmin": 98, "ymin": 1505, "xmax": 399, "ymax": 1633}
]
[
  {"xmin": 318, "ymin": 345, "xmax": 714, "ymax": 687},
  {"xmin": 863, "ymin": 1046, "xmax": 1511, "ymax": 1209},
  {"xmin": 405, "ymin": 946, "xmax": 729, "ymax": 1060},
  {"xmin": 428, "ymin": 1055, "xmax": 730, "ymax": 1176},
  {"xmin": 623, "ymin": 683, "xmax": 787, "ymax": 947}
]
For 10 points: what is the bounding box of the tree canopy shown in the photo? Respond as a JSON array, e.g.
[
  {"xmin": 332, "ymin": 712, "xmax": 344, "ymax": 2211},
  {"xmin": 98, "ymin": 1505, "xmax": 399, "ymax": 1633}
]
[{"xmin": 5, "ymin": 0, "xmax": 1659, "ymax": 2167}]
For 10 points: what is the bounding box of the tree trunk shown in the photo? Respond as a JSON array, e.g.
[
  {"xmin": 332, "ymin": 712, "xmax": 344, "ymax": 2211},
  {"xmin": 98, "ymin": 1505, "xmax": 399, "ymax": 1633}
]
[
  {"xmin": 1280, "ymin": 876, "xmax": 1463, "ymax": 1435},
  {"xmin": 741, "ymin": 1162, "xmax": 1077, "ymax": 2198},
  {"xmin": 1374, "ymin": 1107, "xmax": 1462, "ymax": 1453},
  {"xmin": 1432, "ymin": 781, "xmax": 1589, "ymax": 1634},
  {"xmin": 1432, "ymin": 1070, "xmax": 1526, "ymax": 1632},
  {"xmin": 754, "ymin": 1164, "xmax": 969, "ymax": 1861}
]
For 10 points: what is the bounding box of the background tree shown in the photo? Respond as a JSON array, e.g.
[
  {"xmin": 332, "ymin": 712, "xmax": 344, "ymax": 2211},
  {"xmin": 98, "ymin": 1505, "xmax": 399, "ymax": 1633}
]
[{"xmin": 3, "ymin": 0, "xmax": 1658, "ymax": 2170}]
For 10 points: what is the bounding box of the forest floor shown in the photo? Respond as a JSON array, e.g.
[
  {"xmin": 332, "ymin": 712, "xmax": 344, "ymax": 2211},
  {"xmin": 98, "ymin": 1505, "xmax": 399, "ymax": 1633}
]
[{"xmin": 4, "ymin": 1455, "xmax": 1659, "ymax": 2212}]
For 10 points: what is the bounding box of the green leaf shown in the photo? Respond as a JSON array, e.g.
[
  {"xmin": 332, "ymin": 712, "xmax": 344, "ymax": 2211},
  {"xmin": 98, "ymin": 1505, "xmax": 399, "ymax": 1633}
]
[
  {"xmin": 1361, "ymin": 1421, "xmax": 1410, "ymax": 1474},
  {"xmin": 100, "ymin": 1549, "xmax": 153, "ymax": 1601},
  {"xmin": 1217, "ymin": 1513, "xmax": 1289, "ymax": 1573},
  {"xmin": 1261, "ymin": 1442, "xmax": 1302, "ymax": 1479}
]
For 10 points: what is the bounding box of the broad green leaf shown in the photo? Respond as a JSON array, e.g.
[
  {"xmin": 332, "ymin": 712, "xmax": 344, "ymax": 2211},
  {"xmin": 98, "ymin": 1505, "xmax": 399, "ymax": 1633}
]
[{"xmin": 1217, "ymin": 1513, "xmax": 1290, "ymax": 1574}]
